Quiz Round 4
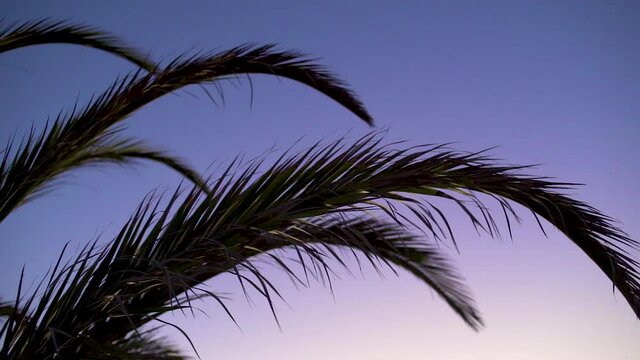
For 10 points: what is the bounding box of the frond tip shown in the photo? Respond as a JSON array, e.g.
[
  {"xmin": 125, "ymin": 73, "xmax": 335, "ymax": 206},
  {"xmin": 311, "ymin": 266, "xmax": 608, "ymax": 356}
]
[
  {"xmin": 0, "ymin": 18, "xmax": 157, "ymax": 71},
  {"xmin": 284, "ymin": 216, "xmax": 484, "ymax": 329}
]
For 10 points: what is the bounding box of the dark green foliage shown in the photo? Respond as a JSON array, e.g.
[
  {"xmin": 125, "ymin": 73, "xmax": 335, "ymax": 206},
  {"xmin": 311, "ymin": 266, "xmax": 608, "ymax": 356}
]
[
  {"xmin": 1, "ymin": 19, "xmax": 637, "ymax": 359},
  {"xmin": 0, "ymin": 19, "xmax": 157, "ymax": 71},
  {"xmin": 0, "ymin": 22, "xmax": 372, "ymax": 222}
]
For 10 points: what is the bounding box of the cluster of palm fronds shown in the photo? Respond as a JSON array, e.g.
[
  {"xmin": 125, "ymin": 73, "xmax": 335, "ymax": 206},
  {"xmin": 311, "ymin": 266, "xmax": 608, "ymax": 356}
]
[{"xmin": 1, "ymin": 19, "xmax": 638, "ymax": 359}]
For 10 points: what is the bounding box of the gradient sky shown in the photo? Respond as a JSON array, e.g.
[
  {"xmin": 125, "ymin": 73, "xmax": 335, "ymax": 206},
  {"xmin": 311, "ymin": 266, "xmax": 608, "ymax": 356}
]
[{"xmin": 1, "ymin": 1, "xmax": 639, "ymax": 359}]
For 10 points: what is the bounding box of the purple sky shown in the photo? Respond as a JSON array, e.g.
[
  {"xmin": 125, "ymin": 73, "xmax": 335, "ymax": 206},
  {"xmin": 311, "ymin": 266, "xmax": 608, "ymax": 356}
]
[{"xmin": 1, "ymin": 1, "xmax": 639, "ymax": 359}]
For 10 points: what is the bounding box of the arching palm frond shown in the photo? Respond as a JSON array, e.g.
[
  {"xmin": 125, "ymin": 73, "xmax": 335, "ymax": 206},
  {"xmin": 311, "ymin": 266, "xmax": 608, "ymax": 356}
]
[
  {"xmin": 0, "ymin": 190, "xmax": 474, "ymax": 358},
  {"xmin": 2, "ymin": 134, "xmax": 637, "ymax": 359},
  {"xmin": 0, "ymin": 19, "xmax": 157, "ymax": 71},
  {"xmin": 0, "ymin": 123, "xmax": 207, "ymax": 217},
  {"xmin": 0, "ymin": 41, "xmax": 373, "ymax": 222}
]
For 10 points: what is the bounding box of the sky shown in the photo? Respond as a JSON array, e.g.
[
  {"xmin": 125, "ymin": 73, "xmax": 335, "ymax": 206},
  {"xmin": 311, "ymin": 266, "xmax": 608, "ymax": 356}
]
[{"xmin": 0, "ymin": 1, "xmax": 639, "ymax": 359}]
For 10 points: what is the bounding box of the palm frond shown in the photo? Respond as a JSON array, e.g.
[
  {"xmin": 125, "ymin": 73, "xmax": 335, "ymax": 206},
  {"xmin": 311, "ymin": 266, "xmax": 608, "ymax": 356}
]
[
  {"xmin": 0, "ymin": 123, "xmax": 210, "ymax": 220},
  {"xmin": 277, "ymin": 216, "xmax": 481, "ymax": 327},
  {"xmin": 0, "ymin": 234, "xmax": 189, "ymax": 359},
  {"xmin": 4, "ymin": 133, "xmax": 637, "ymax": 358},
  {"xmin": 177, "ymin": 131, "xmax": 639, "ymax": 319},
  {"xmin": 0, "ymin": 187, "xmax": 478, "ymax": 357},
  {"xmin": 0, "ymin": 44, "xmax": 372, "ymax": 222},
  {"xmin": 0, "ymin": 19, "xmax": 156, "ymax": 71}
]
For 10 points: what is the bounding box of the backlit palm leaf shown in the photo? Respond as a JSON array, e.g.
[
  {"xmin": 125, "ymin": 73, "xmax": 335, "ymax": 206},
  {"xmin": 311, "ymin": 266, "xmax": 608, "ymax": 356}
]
[
  {"xmin": 0, "ymin": 19, "xmax": 156, "ymax": 71},
  {"xmin": 0, "ymin": 24, "xmax": 372, "ymax": 222},
  {"xmin": 2, "ymin": 134, "xmax": 637, "ymax": 358}
]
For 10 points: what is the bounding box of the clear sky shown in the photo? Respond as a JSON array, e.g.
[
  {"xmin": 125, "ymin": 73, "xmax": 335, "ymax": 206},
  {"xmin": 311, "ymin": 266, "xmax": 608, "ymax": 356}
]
[{"xmin": 1, "ymin": 1, "xmax": 639, "ymax": 359}]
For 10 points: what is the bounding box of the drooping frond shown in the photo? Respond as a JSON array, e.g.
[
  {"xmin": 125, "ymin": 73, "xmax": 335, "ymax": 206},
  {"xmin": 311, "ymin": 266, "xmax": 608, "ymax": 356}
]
[
  {"xmin": 0, "ymin": 19, "xmax": 156, "ymax": 71},
  {"xmin": 0, "ymin": 44, "xmax": 373, "ymax": 222},
  {"xmin": 0, "ymin": 123, "xmax": 208, "ymax": 215},
  {"xmin": 184, "ymin": 132, "xmax": 639, "ymax": 317},
  {"xmin": 0, "ymin": 205, "xmax": 474, "ymax": 357},
  {"xmin": 277, "ymin": 216, "xmax": 481, "ymax": 327},
  {"xmin": 3, "ymin": 133, "xmax": 637, "ymax": 358},
  {"xmin": 0, "ymin": 175, "xmax": 478, "ymax": 357}
]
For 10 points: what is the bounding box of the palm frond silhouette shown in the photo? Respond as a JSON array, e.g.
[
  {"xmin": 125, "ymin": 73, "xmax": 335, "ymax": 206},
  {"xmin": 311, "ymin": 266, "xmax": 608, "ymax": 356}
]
[{"xmin": 1, "ymin": 19, "xmax": 637, "ymax": 359}]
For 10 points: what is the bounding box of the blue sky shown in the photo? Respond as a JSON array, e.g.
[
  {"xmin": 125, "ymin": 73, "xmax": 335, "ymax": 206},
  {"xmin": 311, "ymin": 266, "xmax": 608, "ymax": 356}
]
[{"xmin": 1, "ymin": 1, "xmax": 639, "ymax": 359}]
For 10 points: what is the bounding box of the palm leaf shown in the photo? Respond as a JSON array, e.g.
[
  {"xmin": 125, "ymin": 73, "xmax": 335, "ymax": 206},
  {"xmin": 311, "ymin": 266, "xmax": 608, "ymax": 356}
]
[
  {"xmin": 0, "ymin": 43, "xmax": 373, "ymax": 222},
  {"xmin": 0, "ymin": 19, "xmax": 156, "ymax": 71},
  {"xmin": 3, "ymin": 133, "xmax": 637, "ymax": 358},
  {"xmin": 185, "ymin": 132, "xmax": 639, "ymax": 317},
  {"xmin": 0, "ymin": 188, "xmax": 478, "ymax": 357}
]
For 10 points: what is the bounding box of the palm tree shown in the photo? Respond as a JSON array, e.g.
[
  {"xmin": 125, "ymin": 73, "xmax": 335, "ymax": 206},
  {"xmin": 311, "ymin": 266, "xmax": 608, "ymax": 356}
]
[{"xmin": 0, "ymin": 19, "xmax": 638, "ymax": 359}]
